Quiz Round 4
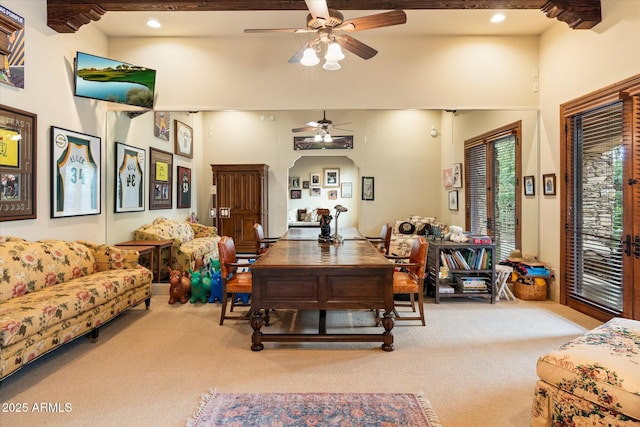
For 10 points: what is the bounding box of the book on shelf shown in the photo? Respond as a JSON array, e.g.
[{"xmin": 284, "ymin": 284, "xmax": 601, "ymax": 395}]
[{"xmin": 439, "ymin": 284, "xmax": 455, "ymax": 293}]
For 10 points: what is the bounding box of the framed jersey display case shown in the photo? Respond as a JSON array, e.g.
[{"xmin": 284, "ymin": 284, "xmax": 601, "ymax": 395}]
[
  {"xmin": 0, "ymin": 105, "xmax": 37, "ymax": 222},
  {"xmin": 50, "ymin": 126, "xmax": 101, "ymax": 218},
  {"xmin": 115, "ymin": 142, "xmax": 145, "ymax": 213}
]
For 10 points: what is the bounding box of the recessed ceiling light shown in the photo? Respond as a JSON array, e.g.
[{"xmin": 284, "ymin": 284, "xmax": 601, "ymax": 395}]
[
  {"xmin": 491, "ymin": 13, "xmax": 506, "ymax": 23},
  {"xmin": 146, "ymin": 19, "xmax": 161, "ymax": 29}
]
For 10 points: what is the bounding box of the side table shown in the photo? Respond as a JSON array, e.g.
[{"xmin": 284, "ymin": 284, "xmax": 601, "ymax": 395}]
[
  {"xmin": 114, "ymin": 245, "xmax": 155, "ymax": 279},
  {"xmin": 116, "ymin": 240, "xmax": 173, "ymax": 283}
]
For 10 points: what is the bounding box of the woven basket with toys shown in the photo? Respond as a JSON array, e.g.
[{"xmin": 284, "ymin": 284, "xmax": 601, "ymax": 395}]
[{"xmin": 500, "ymin": 250, "xmax": 551, "ymax": 301}]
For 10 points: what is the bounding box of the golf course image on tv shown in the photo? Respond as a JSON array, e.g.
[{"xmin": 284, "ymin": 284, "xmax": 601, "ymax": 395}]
[{"xmin": 74, "ymin": 51, "xmax": 156, "ymax": 109}]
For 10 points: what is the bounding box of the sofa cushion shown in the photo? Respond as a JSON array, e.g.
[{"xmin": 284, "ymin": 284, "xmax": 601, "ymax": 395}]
[
  {"xmin": 536, "ymin": 317, "xmax": 640, "ymax": 420},
  {"xmin": 0, "ymin": 239, "xmax": 97, "ymax": 303},
  {"xmin": 0, "ymin": 266, "xmax": 152, "ymax": 347}
]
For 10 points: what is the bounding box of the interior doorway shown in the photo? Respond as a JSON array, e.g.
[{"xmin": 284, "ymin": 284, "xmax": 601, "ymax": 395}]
[{"xmin": 287, "ymin": 156, "xmax": 359, "ymax": 229}]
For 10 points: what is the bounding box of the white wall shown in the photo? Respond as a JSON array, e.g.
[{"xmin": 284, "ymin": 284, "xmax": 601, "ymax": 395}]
[
  {"xmin": 0, "ymin": 0, "xmax": 109, "ymax": 242},
  {"xmin": 108, "ymin": 34, "xmax": 540, "ymax": 111},
  {"xmin": 537, "ymin": 0, "xmax": 640, "ymax": 301}
]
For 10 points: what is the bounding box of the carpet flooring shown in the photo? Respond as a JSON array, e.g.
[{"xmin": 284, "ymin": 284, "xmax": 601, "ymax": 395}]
[{"xmin": 187, "ymin": 390, "xmax": 442, "ymax": 426}]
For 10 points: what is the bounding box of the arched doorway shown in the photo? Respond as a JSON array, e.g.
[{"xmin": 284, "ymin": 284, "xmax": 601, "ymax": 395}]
[{"xmin": 287, "ymin": 155, "xmax": 359, "ymax": 229}]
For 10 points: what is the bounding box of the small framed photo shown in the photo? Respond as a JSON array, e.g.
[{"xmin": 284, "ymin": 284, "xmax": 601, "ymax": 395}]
[
  {"xmin": 524, "ymin": 175, "xmax": 535, "ymax": 196},
  {"xmin": 177, "ymin": 166, "xmax": 191, "ymax": 209},
  {"xmin": 443, "ymin": 168, "xmax": 453, "ymax": 187},
  {"xmin": 310, "ymin": 187, "xmax": 321, "ymax": 197},
  {"xmin": 290, "ymin": 189, "xmax": 302, "ymax": 199},
  {"xmin": 154, "ymin": 111, "xmax": 170, "ymax": 141},
  {"xmin": 362, "ymin": 176, "xmax": 374, "ymax": 201},
  {"xmin": 543, "ymin": 173, "xmax": 556, "ymax": 195},
  {"xmin": 448, "ymin": 190, "xmax": 459, "ymax": 211},
  {"xmin": 452, "ymin": 163, "xmax": 463, "ymax": 188},
  {"xmin": 174, "ymin": 120, "xmax": 193, "ymax": 158},
  {"xmin": 51, "ymin": 126, "xmax": 101, "ymax": 218},
  {"xmin": 328, "ymin": 189, "xmax": 338, "ymax": 200},
  {"xmin": 341, "ymin": 182, "xmax": 352, "ymax": 198},
  {"xmin": 290, "ymin": 176, "xmax": 300, "ymax": 188},
  {"xmin": 323, "ymin": 168, "xmax": 340, "ymax": 187},
  {"xmin": 302, "ymin": 180, "xmax": 309, "ymax": 189},
  {"xmin": 310, "ymin": 173, "xmax": 321, "ymax": 186}
]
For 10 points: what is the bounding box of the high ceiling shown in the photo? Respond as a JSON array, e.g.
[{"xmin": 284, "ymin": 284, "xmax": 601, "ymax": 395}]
[{"xmin": 47, "ymin": 1, "xmax": 602, "ymax": 35}]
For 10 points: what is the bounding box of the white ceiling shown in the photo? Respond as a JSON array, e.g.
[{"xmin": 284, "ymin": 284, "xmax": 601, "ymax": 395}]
[{"xmin": 92, "ymin": 9, "xmax": 557, "ymax": 38}]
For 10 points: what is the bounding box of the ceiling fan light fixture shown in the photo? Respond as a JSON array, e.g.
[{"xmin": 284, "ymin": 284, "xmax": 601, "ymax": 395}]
[
  {"xmin": 314, "ymin": 134, "xmax": 323, "ymax": 142},
  {"xmin": 300, "ymin": 48, "xmax": 320, "ymax": 66},
  {"xmin": 322, "ymin": 60, "xmax": 341, "ymax": 71},
  {"xmin": 325, "ymin": 42, "xmax": 345, "ymax": 61},
  {"xmin": 323, "ymin": 133, "xmax": 333, "ymax": 143}
]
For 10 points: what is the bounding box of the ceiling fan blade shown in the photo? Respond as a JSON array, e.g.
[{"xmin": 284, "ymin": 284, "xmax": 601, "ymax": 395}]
[
  {"xmin": 339, "ymin": 10, "xmax": 407, "ymax": 32},
  {"xmin": 244, "ymin": 28, "xmax": 311, "ymax": 34},
  {"xmin": 292, "ymin": 126, "xmax": 318, "ymax": 133},
  {"xmin": 305, "ymin": 0, "xmax": 330, "ymax": 21},
  {"xmin": 335, "ymin": 34, "xmax": 378, "ymax": 60},
  {"xmin": 305, "ymin": 121, "xmax": 321, "ymax": 127},
  {"xmin": 332, "ymin": 127, "xmax": 355, "ymax": 133}
]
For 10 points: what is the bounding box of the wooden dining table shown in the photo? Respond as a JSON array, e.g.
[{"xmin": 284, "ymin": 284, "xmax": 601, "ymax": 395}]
[{"xmin": 248, "ymin": 227, "xmax": 396, "ymax": 351}]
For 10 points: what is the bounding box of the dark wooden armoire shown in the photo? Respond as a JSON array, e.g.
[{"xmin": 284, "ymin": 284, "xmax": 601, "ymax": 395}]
[{"xmin": 210, "ymin": 164, "xmax": 269, "ymax": 253}]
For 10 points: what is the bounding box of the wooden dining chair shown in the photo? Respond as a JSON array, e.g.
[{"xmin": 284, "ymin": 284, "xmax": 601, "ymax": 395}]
[
  {"xmin": 378, "ymin": 236, "xmax": 428, "ymax": 326},
  {"xmin": 253, "ymin": 223, "xmax": 279, "ymax": 255},
  {"xmin": 218, "ymin": 236, "xmax": 269, "ymax": 325},
  {"xmin": 366, "ymin": 223, "xmax": 392, "ymax": 255}
]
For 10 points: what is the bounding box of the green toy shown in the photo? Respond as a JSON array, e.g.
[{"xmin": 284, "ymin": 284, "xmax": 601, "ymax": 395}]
[{"xmin": 189, "ymin": 268, "xmax": 211, "ymax": 303}]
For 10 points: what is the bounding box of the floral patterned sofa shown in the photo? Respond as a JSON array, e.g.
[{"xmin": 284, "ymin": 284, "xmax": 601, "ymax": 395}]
[
  {"xmin": 0, "ymin": 237, "xmax": 152, "ymax": 381},
  {"xmin": 133, "ymin": 217, "xmax": 220, "ymax": 273},
  {"xmin": 532, "ymin": 317, "xmax": 640, "ymax": 426},
  {"xmin": 388, "ymin": 215, "xmax": 449, "ymax": 257}
]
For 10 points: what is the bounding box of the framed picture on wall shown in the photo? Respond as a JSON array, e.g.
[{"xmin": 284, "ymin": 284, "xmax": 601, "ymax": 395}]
[
  {"xmin": 328, "ymin": 189, "xmax": 338, "ymax": 200},
  {"xmin": 524, "ymin": 175, "xmax": 535, "ymax": 196},
  {"xmin": 290, "ymin": 189, "xmax": 302, "ymax": 199},
  {"xmin": 310, "ymin": 187, "xmax": 321, "ymax": 197},
  {"xmin": 177, "ymin": 166, "xmax": 191, "ymax": 209},
  {"xmin": 448, "ymin": 190, "xmax": 459, "ymax": 211},
  {"xmin": 154, "ymin": 111, "xmax": 170, "ymax": 141},
  {"xmin": 290, "ymin": 176, "xmax": 300, "ymax": 188},
  {"xmin": 0, "ymin": 104, "xmax": 37, "ymax": 222},
  {"xmin": 341, "ymin": 182, "xmax": 352, "ymax": 198},
  {"xmin": 149, "ymin": 147, "xmax": 173, "ymax": 210},
  {"xmin": 51, "ymin": 126, "xmax": 101, "ymax": 218},
  {"xmin": 310, "ymin": 173, "xmax": 321, "ymax": 186},
  {"xmin": 452, "ymin": 163, "xmax": 463, "ymax": 188},
  {"xmin": 323, "ymin": 168, "xmax": 339, "ymax": 187},
  {"xmin": 443, "ymin": 168, "xmax": 453, "ymax": 187},
  {"xmin": 362, "ymin": 176, "xmax": 374, "ymax": 201},
  {"xmin": 174, "ymin": 120, "xmax": 193, "ymax": 158},
  {"xmin": 115, "ymin": 142, "xmax": 145, "ymax": 213},
  {"xmin": 543, "ymin": 173, "xmax": 556, "ymax": 195}
]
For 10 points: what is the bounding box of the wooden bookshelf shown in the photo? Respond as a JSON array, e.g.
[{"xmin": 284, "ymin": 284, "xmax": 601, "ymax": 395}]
[{"xmin": 426, "ymin": 241, "xmax": 496, "ymax": 304}]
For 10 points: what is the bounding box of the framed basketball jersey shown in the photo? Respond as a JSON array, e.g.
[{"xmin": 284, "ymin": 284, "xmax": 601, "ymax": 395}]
[
  {"xmin": 115, "ymin": 142, "xmax": 145, "ymax": 213},
  {"xmin": 51, "ymin": 126, "xmax": 101, "ymax": 218}
]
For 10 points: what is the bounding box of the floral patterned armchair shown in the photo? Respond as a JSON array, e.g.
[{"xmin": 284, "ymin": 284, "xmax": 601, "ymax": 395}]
[
  {"xmin": 532, "ymin": 317, "xmax": 640, "ymax": 426},
  {"xmin": 133, "ymin": 217, "xmax": 220, "ymax": 272}
]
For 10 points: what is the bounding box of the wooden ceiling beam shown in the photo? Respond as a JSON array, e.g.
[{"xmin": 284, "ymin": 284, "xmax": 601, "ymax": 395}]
[{"xmin": 46, "ymin": 0, "xmax": 601, "ymax": 33}]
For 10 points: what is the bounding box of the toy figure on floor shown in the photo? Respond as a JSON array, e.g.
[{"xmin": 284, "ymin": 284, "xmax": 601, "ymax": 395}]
[
  {"xmin": 318, "ymin": 213, "xmax": 333, "ymax": 243},
  {"xmin": 168, "ymin": 267, "xmax": 191, "ymax": 304},
  {"xmin": 189, "ymin": 268, "xmax": 211, "ymax": 303}
]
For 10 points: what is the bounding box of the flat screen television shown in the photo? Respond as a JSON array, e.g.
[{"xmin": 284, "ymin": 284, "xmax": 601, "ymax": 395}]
[{"xmin": 74, "ymin": 51, "xmax": 156, "ymax": 109}]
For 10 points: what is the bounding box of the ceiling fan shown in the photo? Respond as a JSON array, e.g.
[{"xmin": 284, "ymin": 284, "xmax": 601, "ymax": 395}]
[
  {"xmin": 292, "ymin": 110, "xmax": 352, "ymax": 143},
  {"xmin": 244, "ymin": 0, "xmax": 407, "ymax": 70}
]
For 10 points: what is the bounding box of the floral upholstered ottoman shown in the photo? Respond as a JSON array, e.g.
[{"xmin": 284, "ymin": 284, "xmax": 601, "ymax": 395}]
[{"xmin": 532, "ymin": 317, "xmax": 640, "ymax": 426}]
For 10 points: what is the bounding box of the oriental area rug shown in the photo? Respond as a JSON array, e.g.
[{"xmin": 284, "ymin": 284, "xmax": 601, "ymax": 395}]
[{"xmin": 187, "ymin": 389, "xmax": 442, "ymax": 427}]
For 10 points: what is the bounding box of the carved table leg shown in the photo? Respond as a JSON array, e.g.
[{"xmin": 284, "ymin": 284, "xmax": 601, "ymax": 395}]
[
  {"xmin": 381, "ymin": 310, "xmax": 394, "ymax": 352},
  {"xmin": 250, "ymin": 309, "xmax": 264, "ymax": 351}
]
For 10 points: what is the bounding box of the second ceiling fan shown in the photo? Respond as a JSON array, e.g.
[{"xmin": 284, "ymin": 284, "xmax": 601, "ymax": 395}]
[{"xmin": 244, "ymin": 0, "xmax": 407, "ymax": 70}]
